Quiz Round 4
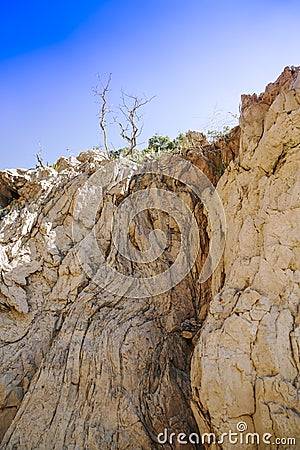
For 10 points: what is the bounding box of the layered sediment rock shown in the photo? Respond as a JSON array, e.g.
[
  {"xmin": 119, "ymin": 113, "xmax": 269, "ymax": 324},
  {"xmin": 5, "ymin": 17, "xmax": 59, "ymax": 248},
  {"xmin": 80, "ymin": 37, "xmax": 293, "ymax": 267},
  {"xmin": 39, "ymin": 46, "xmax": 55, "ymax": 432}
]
[
  {"xmin": 191, "ymin": 66, "xmax": 300, "ymax": 448},
  {"xmin": 0, "ymin": 67, "xmax": 299, "ymax": 449},
  {"xmin": 0, "ymin": 149, "xmax": 221, "ymax": 449}
]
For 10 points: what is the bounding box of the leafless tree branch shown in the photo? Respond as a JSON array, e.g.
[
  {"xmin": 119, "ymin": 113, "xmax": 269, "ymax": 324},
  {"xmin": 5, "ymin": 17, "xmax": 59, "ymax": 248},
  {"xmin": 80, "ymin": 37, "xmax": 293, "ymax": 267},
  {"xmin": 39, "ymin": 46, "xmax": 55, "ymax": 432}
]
[
  {"xmin": 93, "ymin": 73, "xmax": 112, "ymax": 157},
  {"xmin": 118, "ymin": 92, "xmax": 155, "ymax": 156},
  {"xmin": 35, "ymin": 152, "xmax": 45, "ymax": 168}
]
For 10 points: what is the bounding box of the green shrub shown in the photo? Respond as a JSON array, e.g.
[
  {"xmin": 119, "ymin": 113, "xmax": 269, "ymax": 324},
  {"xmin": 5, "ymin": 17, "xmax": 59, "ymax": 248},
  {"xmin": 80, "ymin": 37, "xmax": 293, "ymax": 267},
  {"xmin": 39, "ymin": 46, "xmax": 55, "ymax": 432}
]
[{"xmin": 206, "ymin": 125, "xmax": 232, "ymax": 143}]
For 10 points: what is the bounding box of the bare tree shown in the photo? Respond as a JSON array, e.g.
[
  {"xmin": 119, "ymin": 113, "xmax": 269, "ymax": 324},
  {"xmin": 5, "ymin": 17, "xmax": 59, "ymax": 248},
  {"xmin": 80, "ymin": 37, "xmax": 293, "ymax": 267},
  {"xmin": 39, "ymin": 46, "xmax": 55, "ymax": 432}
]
[
  {"xmin": 93, "ymin": 73, "xmax": 112, "ymax": 157},
  {"xmin": 94, "ymin": 73, "xmax": 154, "ymax": 158},
  {"xmin": 35, "ymin": 142, "xmax": 45, "ymax": 168},
  {"xmin": 118, "ymin": 91, "xmax": 155, "ymax": 156}
]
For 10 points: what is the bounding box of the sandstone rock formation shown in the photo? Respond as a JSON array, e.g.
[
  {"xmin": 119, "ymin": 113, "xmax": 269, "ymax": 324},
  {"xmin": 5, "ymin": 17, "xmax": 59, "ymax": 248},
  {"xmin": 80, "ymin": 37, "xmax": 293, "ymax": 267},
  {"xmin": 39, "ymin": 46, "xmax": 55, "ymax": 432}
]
[
  {"xmin": 0, "ymin": 67, "xmax": 299, "ymax": 450},
  {"xmin": 191, "ymin": 66, "xmax": 300, "ymax": 448},
  {"xmin": 0, "ymin": 149, "xmax": 221, "ymax": 449}
]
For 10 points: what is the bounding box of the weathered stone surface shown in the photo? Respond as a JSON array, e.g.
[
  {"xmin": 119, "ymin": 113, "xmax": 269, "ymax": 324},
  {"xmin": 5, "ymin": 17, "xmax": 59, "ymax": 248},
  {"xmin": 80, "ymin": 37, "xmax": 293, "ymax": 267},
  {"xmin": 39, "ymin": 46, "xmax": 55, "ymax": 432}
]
[
  {"xmin": 0, "ymin": 67, "xmax": 299, "ymax": 450},
  {"xmin": 0, "ymin": 170, "xmax": 22, "ymax": 209},
  {"xmin": 0, "ymin": 148, "xmax": 218, "ymax": 449},
  {"xmin": 191, "ymin": 66, "xmax": 300, "ymax": 448}
]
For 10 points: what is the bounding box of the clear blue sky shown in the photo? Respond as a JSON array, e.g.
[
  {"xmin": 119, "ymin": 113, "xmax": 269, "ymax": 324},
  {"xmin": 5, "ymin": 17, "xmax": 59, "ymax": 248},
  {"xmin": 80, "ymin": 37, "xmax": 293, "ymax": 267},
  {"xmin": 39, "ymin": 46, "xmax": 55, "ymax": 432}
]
[{"xmin": 0, "ymin": 0, "xmax": 299, "ymax": 169}]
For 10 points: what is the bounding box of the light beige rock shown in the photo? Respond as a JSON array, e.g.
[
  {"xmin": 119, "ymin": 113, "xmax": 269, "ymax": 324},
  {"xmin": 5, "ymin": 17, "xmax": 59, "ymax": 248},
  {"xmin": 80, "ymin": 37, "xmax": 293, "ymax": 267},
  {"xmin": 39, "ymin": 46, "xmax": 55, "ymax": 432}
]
[
  {"xmin": 1, "ymin": 149, "xmax": 221, "ymax": 449},
  {"xmin": 191, "ymin": 66, "xmax": 300, "ymax": 449},
  {"xmin": 1, "ymin": 67, "xmax": 299, "ymax": 450}
]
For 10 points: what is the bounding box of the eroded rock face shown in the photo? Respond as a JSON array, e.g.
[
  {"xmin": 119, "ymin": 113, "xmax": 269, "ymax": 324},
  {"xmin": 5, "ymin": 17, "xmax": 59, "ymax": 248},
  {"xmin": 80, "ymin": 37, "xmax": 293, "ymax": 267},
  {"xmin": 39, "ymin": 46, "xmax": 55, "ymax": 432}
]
[
  {"xmin": 191, "ymin": 67, "xmax": 300, "ymax": 448},
  {"xmin": 0, "ymin": 149, "xmax": 222, "ymax": 449},
  {"xmin": 0, "ymin": 170, "xmax": 22, "ymax": 209},
  {"xmin": 0, "ymin": 67, "xmax": 299, "ymax": 450}
]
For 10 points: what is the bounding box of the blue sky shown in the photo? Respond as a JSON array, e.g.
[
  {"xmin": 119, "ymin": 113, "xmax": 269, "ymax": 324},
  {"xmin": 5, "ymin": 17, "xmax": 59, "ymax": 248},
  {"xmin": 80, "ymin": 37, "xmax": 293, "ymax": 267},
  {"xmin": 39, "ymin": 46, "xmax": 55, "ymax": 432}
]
[{"xmin": 0, "ymin": 0, "xmax": 299, "ymax": 169}]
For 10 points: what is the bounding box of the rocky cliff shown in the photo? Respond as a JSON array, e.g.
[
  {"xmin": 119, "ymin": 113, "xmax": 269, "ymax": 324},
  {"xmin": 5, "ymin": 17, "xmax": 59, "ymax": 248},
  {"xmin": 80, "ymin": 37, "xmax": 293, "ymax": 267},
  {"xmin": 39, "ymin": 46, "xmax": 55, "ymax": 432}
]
[
  {"xmin": 0, "ymin": 67, "xmax": 299, "ymax": 449},
  {"xmin": 191, "ymin": 66, "xmax": 300, "ymax": 449}
]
